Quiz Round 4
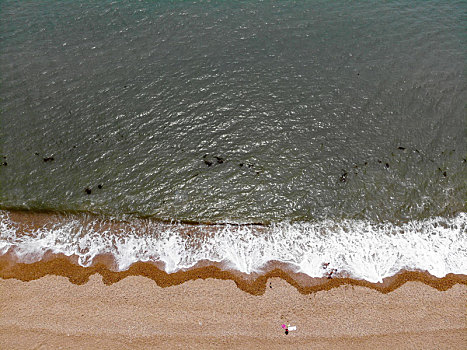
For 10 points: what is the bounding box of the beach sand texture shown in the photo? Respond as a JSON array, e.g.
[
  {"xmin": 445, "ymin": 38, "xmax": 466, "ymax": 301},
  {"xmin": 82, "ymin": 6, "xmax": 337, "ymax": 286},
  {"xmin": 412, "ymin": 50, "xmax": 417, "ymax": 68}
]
[{"xmin": 1, "ymin": 270, "xmax": 466, "ymax": 349}]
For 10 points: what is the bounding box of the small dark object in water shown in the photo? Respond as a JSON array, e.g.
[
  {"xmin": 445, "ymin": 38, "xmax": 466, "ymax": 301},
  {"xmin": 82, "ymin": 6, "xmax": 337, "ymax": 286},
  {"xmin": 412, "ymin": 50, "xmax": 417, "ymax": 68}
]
[
  {"xmin": 340, "ymin": 171, "xmax": 348, "ymax": 183},
  {"xmin": 285, "ymin": 330, "xmax": 289, "ymax": 335},
  {"xmin": 84, "ymin": 188, "xmax": 92, "ymax": 195},
  {"xmin": 327, "ymin": 269, "xmax": 337, "ymax": 279},
  {"xmin": 215, "ymin": 156, "xmax": 224, "ymax": 164},
  {"xmin": 378, "ymin": 160, "xmax": 382, "ymax": 163},
  {"xmin": 239, "ymin": 163, "xmax": 244, "ymax": 167},
  {"xmin": 34, "ymin": 152, "xmax": 39, "ymax": 156},
  {"xmin": 43, "ymin": 157, "xmax": 54, "ymax": 162},
  {"xmin": 443, "ymin": 171, "xmax": 447, "ymax": 177},
  {"xmin": 97, "ymin": 184, "xmax": 103, "ymax": 189},
  {"xmin": 364, "ymin": 162, "xmax": 368, "ymax": 166},
  {"xmin": 385, "ymin": 163, "xmax": 389, "ymax": 168},
  {"xmin": 247, "ymin": 163, "xmax": 254, "ymax": 168},
  {"xmin": 1, "ymin": 162, "xmax": 7, "ymax": 166},
  {"xmin": 398, "ymin": 146, "xmax": 406, "ymax": 150},
  {"xmin": 204, "ymin": 160, "xmax": 213, "ymax": 167}
]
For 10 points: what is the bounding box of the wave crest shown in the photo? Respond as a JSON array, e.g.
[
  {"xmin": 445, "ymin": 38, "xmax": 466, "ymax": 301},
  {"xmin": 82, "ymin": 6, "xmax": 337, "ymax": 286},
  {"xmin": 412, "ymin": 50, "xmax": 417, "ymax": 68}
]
[{"xmin": 0, "ymin": 210, "xmax": 465, "ymax": 283}]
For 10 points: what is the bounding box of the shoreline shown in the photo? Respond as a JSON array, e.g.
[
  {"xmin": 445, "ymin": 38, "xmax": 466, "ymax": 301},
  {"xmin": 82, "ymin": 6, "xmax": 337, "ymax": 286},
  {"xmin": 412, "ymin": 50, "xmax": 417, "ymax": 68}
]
[
  {"xmin": 2, "ymin": 209, "xmax": 466, "ymax": 285},
  {"xmin": 1, "ymin": 252, "xmax": 465, "ymax": 295}
]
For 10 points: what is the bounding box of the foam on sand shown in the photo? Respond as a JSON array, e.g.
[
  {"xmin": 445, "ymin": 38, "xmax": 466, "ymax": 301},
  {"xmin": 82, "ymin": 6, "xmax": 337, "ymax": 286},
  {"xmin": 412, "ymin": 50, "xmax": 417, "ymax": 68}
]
[{"xmin": 0, "ymin": 210, "xmax": 465, "ymax": 283}]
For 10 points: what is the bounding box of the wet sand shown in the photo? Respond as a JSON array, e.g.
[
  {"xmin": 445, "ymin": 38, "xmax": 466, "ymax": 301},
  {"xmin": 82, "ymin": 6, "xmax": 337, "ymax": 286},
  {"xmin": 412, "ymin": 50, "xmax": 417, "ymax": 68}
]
[{"xmin": 0, "ymin": 258, "xmax": 466, "ymax": 349}]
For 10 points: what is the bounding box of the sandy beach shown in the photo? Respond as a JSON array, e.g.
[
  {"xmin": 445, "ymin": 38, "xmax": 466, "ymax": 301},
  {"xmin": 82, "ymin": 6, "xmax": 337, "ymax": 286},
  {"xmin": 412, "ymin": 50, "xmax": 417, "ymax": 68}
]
[
  {"xmin": 0, "ymin": 259, "xmax": 466, "ymax": 349},
  {"xmin": 1, "ymin": 1, "xmax": 466, "ymax": 349}
]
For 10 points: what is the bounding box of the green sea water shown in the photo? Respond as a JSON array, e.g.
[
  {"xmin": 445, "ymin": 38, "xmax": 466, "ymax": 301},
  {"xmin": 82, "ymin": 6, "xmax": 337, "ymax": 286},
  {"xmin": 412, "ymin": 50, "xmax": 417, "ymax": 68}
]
[{"xmin": 0, "ymin": 0, "xmax": 465, "ymax": 224}]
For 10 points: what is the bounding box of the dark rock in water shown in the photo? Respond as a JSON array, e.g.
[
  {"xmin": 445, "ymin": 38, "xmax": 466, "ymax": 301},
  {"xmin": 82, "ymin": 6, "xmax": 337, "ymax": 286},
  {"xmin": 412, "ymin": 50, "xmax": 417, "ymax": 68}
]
[
  {"xmin": 84, "ymin": 188, "xmax": 92, "ymax": 195},
  {"xmin": 215, "ymin": 156, "xmax": 224, "ymax": 164},
  {"xmin": 364, "ymin": 162, "xmax": 368, "ymax": 166},
  {"xmin": 247, "ymin": 163, "xmax": 254, "ymax": 168},
  {"xmin": 97, "ymin": 184, "xmax": 103, "ymax": 189},
  {"xmin": 34, "ymin": 152, "xmax": 39, "ymax": 156},
  {"xmin": 385, "ymin": 163, "xmax": 389, "ymax": 168},
  {"xmin": 437, "ymin": 168, "xmax": 447, "ymax": 177},
  {"xmin": 377, "ymin": 160, "xmax": 382, "ymax": 163},
  {"xmin": 239, "ymin": 163, "xmax": 244, "ymax": 167},
  {"xmin": 43, "ymin": 157, "xmax": 54, "ymax": 162},
  {"xmin": 340, "ymin": 171, "xmax": 348, "ymax": 183},
  {"xmin": 398, "ymin": 146, "xmax": 406, "ymax": 150},
  {"xmin": 1, "ymin": 162, "xmax": 7, "ymax": 166},
  {"xmin": 204, "ymin": 160, "xmax": 213, "ymax": 167}
]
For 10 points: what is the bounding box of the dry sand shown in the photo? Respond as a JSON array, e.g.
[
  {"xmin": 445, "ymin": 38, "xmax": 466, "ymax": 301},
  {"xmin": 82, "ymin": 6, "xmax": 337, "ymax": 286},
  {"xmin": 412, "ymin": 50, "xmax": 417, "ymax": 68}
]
[{"xmin": 1, "ymin": 272, "xmax": 466, "ymax": 349}]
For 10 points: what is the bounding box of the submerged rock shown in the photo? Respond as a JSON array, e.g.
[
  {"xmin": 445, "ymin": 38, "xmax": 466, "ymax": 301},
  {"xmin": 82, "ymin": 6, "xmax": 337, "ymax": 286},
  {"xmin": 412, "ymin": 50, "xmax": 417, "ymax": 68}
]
[{"xmin": 340, "ymin": 171, "xmax": 348, "ymax": 183}]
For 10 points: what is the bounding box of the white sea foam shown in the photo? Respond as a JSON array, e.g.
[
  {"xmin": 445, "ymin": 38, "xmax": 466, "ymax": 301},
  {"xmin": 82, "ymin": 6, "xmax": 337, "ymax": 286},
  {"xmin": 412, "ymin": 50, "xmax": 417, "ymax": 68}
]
[{"xmin": 0, "ymin": 211, "xmax": 465, "ymax": 283}]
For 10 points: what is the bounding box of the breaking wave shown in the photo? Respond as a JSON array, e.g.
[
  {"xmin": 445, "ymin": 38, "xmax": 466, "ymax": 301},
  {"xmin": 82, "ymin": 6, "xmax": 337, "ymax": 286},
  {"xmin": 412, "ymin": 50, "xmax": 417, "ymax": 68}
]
[{"xmin": 0, "ymin": 210, "xmax": 465, "ymax": 283}]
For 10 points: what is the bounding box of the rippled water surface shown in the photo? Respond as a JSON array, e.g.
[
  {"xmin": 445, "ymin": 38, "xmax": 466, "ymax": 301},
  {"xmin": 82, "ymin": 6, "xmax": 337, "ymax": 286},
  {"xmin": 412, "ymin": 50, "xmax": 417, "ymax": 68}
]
[{"xmin": 1, "ymin": 0, "xmax": 466, "ymax": 224}]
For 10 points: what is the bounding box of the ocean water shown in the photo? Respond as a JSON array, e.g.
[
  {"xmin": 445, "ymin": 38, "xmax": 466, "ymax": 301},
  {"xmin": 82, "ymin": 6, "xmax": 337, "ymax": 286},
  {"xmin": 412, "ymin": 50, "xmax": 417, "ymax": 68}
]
[{"xmin": 0, "ymin": 0, "xmax": 466, "ymax": 282}]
